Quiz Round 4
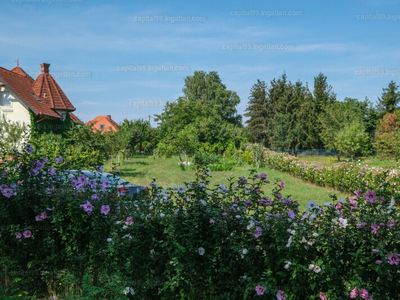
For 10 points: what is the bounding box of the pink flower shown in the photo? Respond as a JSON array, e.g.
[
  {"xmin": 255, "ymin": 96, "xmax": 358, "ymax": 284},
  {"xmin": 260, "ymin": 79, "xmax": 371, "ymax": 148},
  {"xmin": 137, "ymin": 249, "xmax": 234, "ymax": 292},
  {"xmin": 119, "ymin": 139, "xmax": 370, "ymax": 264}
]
[
  {"xmin": 371, "ymin": 223, "xmax": 379, "ymax": 234},
  {"xmin": 209, "ymin": 219, "xmax": 215, "ymax": 224},
  {"xmin": 254, "ymin": 227, "xmax": 262, "ymax": 238},
  {"xmin": 277, "ymin": 193, "xmax": 282, "ymax": 200},
  {"xmin": 387, "ymin": 220, "xmax": 395, "ymax": 229},
  {"xmin": 280, "ymin": 181, "xmax": 285, "ymax": 189},
  {"xmin": 16, "ymin": 233, "xmax": 22, "ymax": 239},
  {"xmin": 365, "ymin": 190, "xmax": 377, "ymax": 204},
  {"xmin": 255, "ymin": 284, "xmax": 265, "ymax": 295},
  {"xmin": 335, "ymin": 202, "xmax": 342, "ymax": 210},
  {"xmin": 376, "ymin": 260, "xmax": 382, "ymax": 264},
  {"xmin": 35, "ymin": 215, "xmax": 42, "ymax": 222},
  {"xmin": 359, "ymin": 288, "xmax": 368, "ymax": 299},
  {"xmin": 350, "ymin": 287, "xmax": 358, "ymax": 298},
  {"xmin": 222, "ymin": 212, "xmax": 228, "ymax": 217},
  {"xmin": 320, "ymin": 292, "xmax": 327, "ymax": 300},
  {"xmin": 23, "ymin": 230, "xmax": 31, "ymax": 238},
  {"xmin": 388, "ymin": 253, "xmax": 400, "ymax": 265},
  {"xmin": 358, "ymin": 222, "xmax": 367, "ymax": 228},
  {"xmin": 354, "ymin": 189, "xmax": 361, "ymax": 197},
  {"xmin": 372, "ymin": 249, "xmax": 378, "ymax": 253}
]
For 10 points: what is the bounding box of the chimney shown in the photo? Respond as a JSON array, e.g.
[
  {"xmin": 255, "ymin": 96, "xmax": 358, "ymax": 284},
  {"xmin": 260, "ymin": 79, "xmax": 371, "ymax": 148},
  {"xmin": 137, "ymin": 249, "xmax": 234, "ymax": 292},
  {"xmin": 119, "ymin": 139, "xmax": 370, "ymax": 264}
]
[
  {"xmin": 107, "ymin": 115, "xmax": 111, "ymax": 119},
  {"xmin": 40, "ymin": 63, "xmax": 50, "ymax": 74}
]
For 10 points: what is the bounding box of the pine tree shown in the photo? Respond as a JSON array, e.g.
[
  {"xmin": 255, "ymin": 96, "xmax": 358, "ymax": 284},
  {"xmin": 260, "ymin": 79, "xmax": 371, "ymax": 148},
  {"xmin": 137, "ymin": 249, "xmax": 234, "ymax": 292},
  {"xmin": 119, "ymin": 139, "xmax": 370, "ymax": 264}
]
[{"xmin": 377, "ymin": 81, "xmax": 400, "ymax": 114}]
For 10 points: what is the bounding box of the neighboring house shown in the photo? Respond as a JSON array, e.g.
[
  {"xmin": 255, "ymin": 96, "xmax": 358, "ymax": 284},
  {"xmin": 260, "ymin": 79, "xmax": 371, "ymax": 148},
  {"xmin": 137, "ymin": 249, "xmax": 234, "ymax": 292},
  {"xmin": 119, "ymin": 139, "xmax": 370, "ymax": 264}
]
[
  {"xmin": 0, "ymin": 63, "xmax": 82, "ymax": 128},
  {"xmin": 86, "ymin": 115, "xmax": 119, "ymax": 134}
]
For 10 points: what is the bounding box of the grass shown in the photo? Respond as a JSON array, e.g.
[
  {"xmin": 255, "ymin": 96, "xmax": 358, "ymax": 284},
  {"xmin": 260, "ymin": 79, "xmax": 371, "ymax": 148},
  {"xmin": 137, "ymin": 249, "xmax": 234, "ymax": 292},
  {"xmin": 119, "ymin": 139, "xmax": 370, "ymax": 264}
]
[
  {"xmin": 106, "ymin": 154, "xmax": 350, "ymax": 209},
  {"xmin": 298, "ymin": 154, "xmax": 398, "ymax": 169}
]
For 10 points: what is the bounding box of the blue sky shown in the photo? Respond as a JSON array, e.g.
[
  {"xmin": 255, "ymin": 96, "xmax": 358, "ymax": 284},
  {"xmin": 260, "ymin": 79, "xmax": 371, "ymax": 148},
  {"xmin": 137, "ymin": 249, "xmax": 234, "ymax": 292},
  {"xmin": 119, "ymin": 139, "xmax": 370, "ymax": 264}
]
[{"xmin": 1, "ymin": 0, "xmax": 400, "ymax": 125}]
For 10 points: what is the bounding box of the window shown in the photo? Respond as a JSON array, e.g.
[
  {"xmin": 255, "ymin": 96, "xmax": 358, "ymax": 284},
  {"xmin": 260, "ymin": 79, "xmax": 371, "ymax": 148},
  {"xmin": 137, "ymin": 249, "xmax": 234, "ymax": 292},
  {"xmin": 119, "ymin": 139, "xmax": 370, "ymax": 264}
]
[
  {"xmin": 99, "ymin": 124, "xmax": 105, "ymax": 130},
  {"xmin": 0, "ymin": 91, "xmax": 12, "ymax": 107},
  {"xmin": 60, "ymin": 112, "xmax": 66, "ymax": 121}
]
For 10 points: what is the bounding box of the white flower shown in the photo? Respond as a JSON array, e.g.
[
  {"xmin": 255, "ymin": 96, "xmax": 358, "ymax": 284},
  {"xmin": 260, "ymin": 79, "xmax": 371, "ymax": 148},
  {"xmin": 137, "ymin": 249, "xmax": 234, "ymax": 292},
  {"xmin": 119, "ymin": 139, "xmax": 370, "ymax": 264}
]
[
  {"xmin": 307, "ymin": 200, "xmax": 319, "ymax": 211},
  {"xmin": 290, "ymin": 230, "xmax": 296, "ymax": 235},
  {"xmin": 312, "ymin": 233, "xmax": 319, "ymax": 237},
  {"xmin": 198, "ymin": 247, "xmax": 205, "ymax": 255},
  {"xmin": 338, "ymin": 218, "xmax": 348, "ymax": 228},
  {"xmin": 338, "ymin": 198, "xmax": 347, "ymax": 203},
  {"xmin": 122, "ymin": 225, "xmax": 128, "ymax": 230},
  {"xmin": 242, "ymin": 248, "xmax": 248, "ymax": 255},
  {"xmin": 145, "ymin": 214, "xmax": 151, "ymax": 219},
  {"xmin": 235, "ymin": 215, "xmax": 241, "ymax": 219},
  {"xmin": 332, "ymin": 218, "xmax": 338, "ymax": 224},
  {"xmin": 160, "ymin": 213, "xmax": 165, "ymax": 218},
  {"xmin": 199, "ymin": 199, "xmax": 207, "ymax": 206},
  {"xmin": 247, "ymin": 220, "xmax": 255, "ymax": 230},
  {"xmin": 286, "ymin": 229, "xmax": 292, "ymax": 233},
  {"xmin": 186, "ymin": 196, "xmax": 190, "ymax": 202},
  {"xmin": 307, "ymin": 240, "xmax": 314, "ymax": 246},
  {"xmin": 286, "ymin": 235, "xmax": 293, "ymax": 248},
  {"xmin": 177, "ymin": 185, "xmax": 185, "ymax": 194},
  {"xmin": 309, "ymin": 212, "xmax": 317, "ymax": 221},
  {"xmin": 149, "ymin": 205, "xmax": 153, "ymax": 210},
  {"xmin": 284, "ymin": 262, "xmax": 292, "ymax": 269},
  {"xmin": 313, "ymin": 266, "xmax": 321, "ymax": 273},
  {"xmin": 324, "ymin": 202, "xmax": 332, "ymax": 207},
  {"xmin": 174, "ymin": 209, "xmax": 179, "ymax": 215},
  {"xmin": 301, "ymin": 236, "xmax": 307, "ymax": 243},
  {"xmin": 150, "ymin": 249, "xmax": 155, "ymax": 255},
  {"xmin": 308, "ymin": 264, "xmax": 315, "ymax": 270},
  {"xmin": 122, "ymin": 234, "xmax": 132, "ymax": 240},
  {"xmin": 124, "ymin": 287, "xmax": 135, "ymax": 295},
  {"xmin": 107, "ymin": 238, "xmax": 112, "ymax": 242}
]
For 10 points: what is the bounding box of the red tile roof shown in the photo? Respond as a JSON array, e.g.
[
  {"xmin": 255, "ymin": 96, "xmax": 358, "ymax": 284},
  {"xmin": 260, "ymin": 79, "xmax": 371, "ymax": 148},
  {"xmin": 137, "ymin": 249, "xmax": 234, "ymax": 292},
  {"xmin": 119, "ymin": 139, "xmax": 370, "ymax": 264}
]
[
  {"xmin": 0, "ymin": 67, "xmax": 61, "ymax": 119},
  {"xmin": 32, "ymin": 64, "xmax": 75, "ymax": 111},
  {"xmin": 86, "ymin": 115, "xmax": 119, "ymax": 134},
  {"xmin": 11, "ymin": 66, "xmax": 34, "ymax": 84},
  {"xmin": 0, "ymin": 63, "xmax": 80, "ymax": 123}
]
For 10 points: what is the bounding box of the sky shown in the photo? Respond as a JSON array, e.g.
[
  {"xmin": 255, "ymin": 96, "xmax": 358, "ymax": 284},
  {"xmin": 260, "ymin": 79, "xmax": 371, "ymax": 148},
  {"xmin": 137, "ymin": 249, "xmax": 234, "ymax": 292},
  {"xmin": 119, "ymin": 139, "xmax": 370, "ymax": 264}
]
[{"xmin": 1, "ymin": 0, "xmax": 400, "ymax": 125}]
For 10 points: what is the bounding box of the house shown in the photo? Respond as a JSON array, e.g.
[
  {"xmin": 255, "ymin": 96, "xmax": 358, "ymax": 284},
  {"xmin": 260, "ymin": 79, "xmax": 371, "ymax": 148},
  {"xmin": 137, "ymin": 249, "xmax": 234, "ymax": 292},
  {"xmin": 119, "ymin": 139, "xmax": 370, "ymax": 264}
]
[
  {"xmin": 0, "ymin": 62, "xmax": 82, "ymax": 128},
  {"xmin": 86, "ymin": 115, "xmax": 119, "ymax": 134}
]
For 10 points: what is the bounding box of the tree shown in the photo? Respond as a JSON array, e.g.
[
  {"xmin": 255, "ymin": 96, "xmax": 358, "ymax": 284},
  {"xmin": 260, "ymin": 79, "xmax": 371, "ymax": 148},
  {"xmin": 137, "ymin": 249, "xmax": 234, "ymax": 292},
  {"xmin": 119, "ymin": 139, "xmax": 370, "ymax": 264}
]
[
  {"xmin": 244, "ymin": 80, "xmax": 269, "ymax": 145},
  {"xmin": 336, "ymin": 120, "xmax": 370, "ymax": 161},
  {"xmin": 377, "ymin": 81, "xmax": 400, "ymax": 115},
  {"xmin": 375, "ymin": 113, "xmax": 400, "ymax": 161},
  {"xmin": 0, "ymin": 115, "xmax": 29, "ymax": 154}
]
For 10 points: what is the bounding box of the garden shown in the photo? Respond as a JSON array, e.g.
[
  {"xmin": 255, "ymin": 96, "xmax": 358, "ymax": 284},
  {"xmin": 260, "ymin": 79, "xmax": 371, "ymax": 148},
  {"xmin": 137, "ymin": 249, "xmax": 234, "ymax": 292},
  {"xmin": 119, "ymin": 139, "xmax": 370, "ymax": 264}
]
[{"xmin": 1, "ymin": 144, "xmax": 399, "ymax": 299}]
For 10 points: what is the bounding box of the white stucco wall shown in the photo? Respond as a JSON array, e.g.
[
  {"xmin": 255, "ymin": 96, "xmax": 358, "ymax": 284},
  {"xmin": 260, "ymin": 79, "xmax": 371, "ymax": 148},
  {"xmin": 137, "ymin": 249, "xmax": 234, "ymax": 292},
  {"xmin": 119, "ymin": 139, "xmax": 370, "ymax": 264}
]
[{"xmin": 0, "ymin": 86, "xmax": 31, "ymax": 126}]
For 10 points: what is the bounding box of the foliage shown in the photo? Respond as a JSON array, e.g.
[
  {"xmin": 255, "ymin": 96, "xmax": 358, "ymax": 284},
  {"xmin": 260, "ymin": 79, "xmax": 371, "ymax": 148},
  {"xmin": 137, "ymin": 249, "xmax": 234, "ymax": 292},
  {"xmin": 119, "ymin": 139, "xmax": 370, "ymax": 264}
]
[
  {"xmin": 377, "ymin": 80, "xmax": 400, "ymax": 115},
  {"xmin": 0, "ymin": 115, "xmax": 29, "ymax": 153},
  {"xmin": 336, "ymin": 120, "xmax": 371, "ymax": 161},
  {"xmin": 2, "ymin": 144, "xmax": 400, "ymax": 299},
  {"xmin": 375, "ymin": 113, "xmax": 400, "ymax": 161}
]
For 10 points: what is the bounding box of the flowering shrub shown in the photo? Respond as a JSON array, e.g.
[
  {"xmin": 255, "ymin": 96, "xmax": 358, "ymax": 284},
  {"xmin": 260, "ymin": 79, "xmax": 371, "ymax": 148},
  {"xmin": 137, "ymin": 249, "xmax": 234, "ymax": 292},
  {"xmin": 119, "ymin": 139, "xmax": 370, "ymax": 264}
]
[
  {"xmin": 1, "ymin": 145, "xmax": 400, "ymax": 299},
  {"xmin": 263, "ymin": 150, "xmax": 400, "ymax": 197}
]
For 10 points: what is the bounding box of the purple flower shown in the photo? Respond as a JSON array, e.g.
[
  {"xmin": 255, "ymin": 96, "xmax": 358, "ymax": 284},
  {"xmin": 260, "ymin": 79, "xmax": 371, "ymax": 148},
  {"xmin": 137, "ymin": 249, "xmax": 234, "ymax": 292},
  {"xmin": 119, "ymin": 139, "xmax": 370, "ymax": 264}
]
[
  {"xmin": 254, "ymin": 227, "xmax": 262, "ymax": 238},
  {"xmin": 387, "ymin": 220, "xmax": 395, "ymax": 229},
  {"xmin": 239, "ymin": 176, "xmax": 248, "ymax": 184},
  {"xmin": 125, "ymin": 217, "xmax": 134, "ymax": 225},
  {"xmin": 244, "ymin": 199, "xmax": 252, "ymax": 207},
  {"xmin": 255, "ymin": 284, "xmax": 265, "ymax": 295},
  {"xmin": 100, "ymin": 180, "xmax": 110, "ymax": 190},
  {"xmin": 280, "ymin": 181, "xmax": 285, "ymax": 189},
  {"xmin": 16, "ymin": 233, "xmax": 22, "ymax": 239},
  {"xmin": 376, "ymin": 260, "xmax": 382, "ymax": 264},
  {"xmin": 277, "ymin": 192, "xmax": 282, "ymax": 200},
  {"xmin": 80, "ymin": 201, "xmax": 94, "ymax": 212},
  {"xmin": 23, "ymin": 230, "xmax": 32, "ymax": 238},
  {"xmin": 2, "ymin": 188, "xmax": 14, "ymax": 198},
  {"xmin": 259, "ymin": 173, "xmax": 267, "ymax": 179},
  {"xmin": 372, "ymin": 249, "xmax": 378, "ymax": 253},
  {"xmin": 234, "ymin": 198, "xmax": 239, "ymax": 204},
  {"xmin": 365, "ymin": 190, "xmax": 377, "ymax": 204},
  {"xmin": 358, "ymin": 222, "xmax": 367, "ymax": 228},
  {"xmin": 49, "ymin": 167, "xmax": 56, "ymax": 175},
  {"xmin": 55, "ymin": 157, "xmax": 63, "ymax": 164},
  {"xmin": 276, "ymin": 290, "xmax": 286, "ymax": 300},
  {"xmin": 149, "ymin": 182, "xmax": 155, "ymax": 187},
  {"xmin": 43, "ymin": 156, "xmax": 49, "ymax": 163},
  {"xmin": 25, "ymin": 145, "xmax": 34, "ymax": 154},
  {"xmin": 222, "ymin": 212, "xmax": 228, "ymax": 217},
  {"xmin": 388, "ymin": 253, "xmax": 400, "ymax": 265},
  {"xmin": 96, "ymin": 165, "xmax": 104, "ymax": 172},
  {"xmin": 209, "ymin": 219, "xmax": 215, "ymax": 224},
  {"xmin": 371, "ymin": 223, "xmax": 380, "ymax": 234},
  {"xmin": 234, "ymin": 186, "xmax": 238, "ymax": 191},
  {"xmin": 320, "ymin": 292, "xmax": 327, "ymax": 300},
  {"xmin": 101, "ymin": 205, "xmax": 110, "ymax": 215},
  {"xmin": 354, "ymin": 189, "xmax": 361, "ymax": 197},
  {"xmin": 288, "ymin": 210, "xmax": 295, "ymax": 219}
]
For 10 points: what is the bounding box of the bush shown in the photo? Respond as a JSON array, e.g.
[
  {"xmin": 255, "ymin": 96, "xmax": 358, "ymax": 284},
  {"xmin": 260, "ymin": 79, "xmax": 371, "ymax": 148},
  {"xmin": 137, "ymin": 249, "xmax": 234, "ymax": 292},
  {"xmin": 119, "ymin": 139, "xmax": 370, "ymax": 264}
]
[{"xmin": 2, "ymin": 144, "xmax": 400, "ymax": 299}]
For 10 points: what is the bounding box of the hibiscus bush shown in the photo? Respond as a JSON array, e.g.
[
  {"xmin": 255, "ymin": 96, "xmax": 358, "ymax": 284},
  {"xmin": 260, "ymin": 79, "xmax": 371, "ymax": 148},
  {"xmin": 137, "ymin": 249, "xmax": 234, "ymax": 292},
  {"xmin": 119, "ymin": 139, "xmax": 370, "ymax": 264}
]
[
  {"xmin": 263, "ymin": 150, "xmax": 400, "ymax": 196},
  {"xmin": 0, "ymin": 145, "xmax": 400, "ymax": 299}
]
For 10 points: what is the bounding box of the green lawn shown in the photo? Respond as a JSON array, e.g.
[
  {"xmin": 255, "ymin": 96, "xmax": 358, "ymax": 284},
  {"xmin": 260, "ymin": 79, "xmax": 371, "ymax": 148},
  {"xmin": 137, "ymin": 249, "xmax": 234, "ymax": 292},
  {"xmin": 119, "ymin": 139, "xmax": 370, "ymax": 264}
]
[
  {"xmin": 298, "ymin": 154, "xmax": 397, "ymax": 169},
  {"xmin": 107, "ymin": 154, "xmax": 350, "ymax": 209}
]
